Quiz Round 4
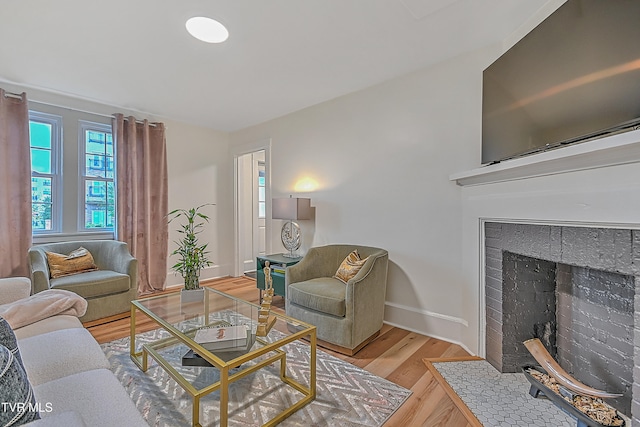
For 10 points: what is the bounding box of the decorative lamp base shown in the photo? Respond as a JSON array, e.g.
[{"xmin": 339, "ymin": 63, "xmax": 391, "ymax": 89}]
[{"xmin": 281, "ymin": 221, "xmax": 301, "ymax": 257}]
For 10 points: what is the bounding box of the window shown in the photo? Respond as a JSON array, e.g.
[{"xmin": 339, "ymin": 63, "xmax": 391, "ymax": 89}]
[
  {"xmin": 29, "ymin": 111, "xmax": 62, "ymax": 233},
  {"xmin": 29, "ymin": 106, "xmax": 115, "ymax": 241},
  {"xmin": 258, "ymin": 163, "xmax": 266, "ymax": 219},
  {"xmin": 79, "ymin": 121, "xmax": 115, "ymax": 230}
]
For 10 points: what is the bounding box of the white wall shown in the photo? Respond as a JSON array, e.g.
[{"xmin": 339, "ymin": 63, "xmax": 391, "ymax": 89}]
[
  {"xmin": 165, "ymin": 120, "xmax": 232, "ymax": 286},
  {"xmin": 230, "ymin": 49, "xmax": 492, "ymax": 350},
  {"xmin": 1, "ymin": 81, "xmax": 233, "ymax": 287},
  {"xmin": 230, "ymin": 37, "xmax": 640, "ymax": 354}
]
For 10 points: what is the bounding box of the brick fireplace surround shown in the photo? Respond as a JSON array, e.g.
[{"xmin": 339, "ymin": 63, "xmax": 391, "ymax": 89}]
[{"xmin": 484, "ymin": 222, "xmax": 640, "ymax": 421}]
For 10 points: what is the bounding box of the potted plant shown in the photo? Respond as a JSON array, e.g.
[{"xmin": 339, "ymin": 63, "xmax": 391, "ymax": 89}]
[{"xmin": 168, "ymin": 204, "xmax": 213, "ymax": 303}]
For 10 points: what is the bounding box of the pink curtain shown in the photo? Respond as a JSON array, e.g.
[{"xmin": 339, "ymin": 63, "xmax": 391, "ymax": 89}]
[
  {"xmin": 113, "ymin": 114, "xmax": 168, "ymax": 294},
  {"xmin": 0, "ymin": 90, "xmax": 32, "ymax": 277}
]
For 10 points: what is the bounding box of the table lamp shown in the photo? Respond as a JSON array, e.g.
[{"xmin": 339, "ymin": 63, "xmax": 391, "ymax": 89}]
[{"xmin": 272, "ymin": 196, "xmax": 311, "ymax": 258}]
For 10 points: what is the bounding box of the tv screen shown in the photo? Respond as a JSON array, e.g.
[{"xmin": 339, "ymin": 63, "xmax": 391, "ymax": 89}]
[{"xmin": 482, "ymin": 0, "xmax": 640, "ymax": 165}]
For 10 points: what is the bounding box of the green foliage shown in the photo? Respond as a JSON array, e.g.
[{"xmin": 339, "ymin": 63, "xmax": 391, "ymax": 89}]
[{"xmin": 168, "ymin": 204, "xmax": 214, "ymax": 290}]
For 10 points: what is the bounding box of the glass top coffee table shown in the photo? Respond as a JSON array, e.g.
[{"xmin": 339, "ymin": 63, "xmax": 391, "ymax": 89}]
[{"xmin": 130, "ymin": 287, "xmax": 316, "ymax": 427}]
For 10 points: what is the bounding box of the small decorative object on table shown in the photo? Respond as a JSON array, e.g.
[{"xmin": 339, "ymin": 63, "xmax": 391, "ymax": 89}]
[
  {"xmin": 256, "ymin": 261, "xmax": 277, "ymax": 337},
  {"xmin": 256, "ymin": 254, "xmax": 300, "ymax": 300},
  {"xmin": 194, "ymin": 324, "xmax": 249, "ymax": 351}
]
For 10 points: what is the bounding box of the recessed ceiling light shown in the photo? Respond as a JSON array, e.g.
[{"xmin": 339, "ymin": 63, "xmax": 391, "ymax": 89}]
[{"xmin": 185, "ymin": 17, "xmax": 229, "ymax": 43}]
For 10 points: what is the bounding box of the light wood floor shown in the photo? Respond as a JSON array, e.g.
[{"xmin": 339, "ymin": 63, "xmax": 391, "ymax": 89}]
[{"xmin": 86, "ymin": 276, "xmax": 481, "ymax": 427}]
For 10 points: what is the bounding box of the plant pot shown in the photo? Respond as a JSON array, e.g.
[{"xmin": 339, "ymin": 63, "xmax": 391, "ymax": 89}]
[{"xmin": 180, "ymin": 288, "xmax": 205, "ymax": 303}]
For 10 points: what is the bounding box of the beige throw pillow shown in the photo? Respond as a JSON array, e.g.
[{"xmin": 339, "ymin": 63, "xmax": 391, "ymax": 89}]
[
  {"xmin": 46, "ymin": 247, "xmax": 98, "ymax": 279},
  {"xmin": 334, "ymin": 250, "xmax": 369, "ymax": 284}
]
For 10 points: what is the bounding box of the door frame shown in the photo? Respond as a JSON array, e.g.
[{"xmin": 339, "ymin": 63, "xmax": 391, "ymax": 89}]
[{"xmin": 231, "ymin": 138, "xmax": 272, "ymax": 277}]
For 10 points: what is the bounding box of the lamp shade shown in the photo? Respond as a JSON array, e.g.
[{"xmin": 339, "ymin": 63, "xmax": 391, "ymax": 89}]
[{"xmin": 272, "ymin": 197, "xmax": 311, "ymax": 220}]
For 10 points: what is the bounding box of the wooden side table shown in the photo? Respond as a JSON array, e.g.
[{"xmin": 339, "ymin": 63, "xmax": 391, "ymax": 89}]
[{"xmin": 256, "ymin": 254, "xmax": 301, "ymax": 301}]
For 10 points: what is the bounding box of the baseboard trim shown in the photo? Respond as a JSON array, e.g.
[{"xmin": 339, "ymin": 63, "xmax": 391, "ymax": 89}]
[
  {"xmin": 384, "ymin": 302, "xmax": 475, "ymax": 356},
  {"xmin": 385, "ymin": 301, "xmax": 469, "ymax": 327}
]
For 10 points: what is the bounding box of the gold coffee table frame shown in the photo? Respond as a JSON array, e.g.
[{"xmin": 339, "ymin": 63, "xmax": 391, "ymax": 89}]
[{"xmin": 130, "ymin": 288, "xmax": 316, "ymax": 427}]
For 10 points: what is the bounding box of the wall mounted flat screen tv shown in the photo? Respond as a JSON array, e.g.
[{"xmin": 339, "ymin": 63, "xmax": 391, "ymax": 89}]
[{"xmin": 482, "ymin": 0, "xmax": 640, "ymax": 165}]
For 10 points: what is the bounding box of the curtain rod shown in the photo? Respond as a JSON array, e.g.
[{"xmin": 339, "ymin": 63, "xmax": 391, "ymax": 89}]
[
  {"xmin": 2, "ymin": 90, "xmax": 159, "ymax": 127},
  {"xmin": 2, "ymin": 90, "xmax": 25, "ymax": 100},
  {"xmin": 28, "ymin": 99, "xmax": 159, "ymax": 127}
]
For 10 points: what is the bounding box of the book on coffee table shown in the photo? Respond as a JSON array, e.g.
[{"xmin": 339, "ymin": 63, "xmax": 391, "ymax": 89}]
[{"xmin": 194, "ymin": 325, "xmax": 248, "ymax": 351}]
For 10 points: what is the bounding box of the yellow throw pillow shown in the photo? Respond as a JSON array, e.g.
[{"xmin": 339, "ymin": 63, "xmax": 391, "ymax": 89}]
[
  {"xmin": 334, "ymin": 250, "xmax": 369, "ymax": 284},
  {"xmin": 46, "ymin": 247, "xmax": 98, "ymax": 279}
]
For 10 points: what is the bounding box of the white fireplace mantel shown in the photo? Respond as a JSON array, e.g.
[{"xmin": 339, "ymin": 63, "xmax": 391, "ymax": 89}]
[{"xmin": 450, "ymin": 129, "xmax": 640, "ymax": 186}]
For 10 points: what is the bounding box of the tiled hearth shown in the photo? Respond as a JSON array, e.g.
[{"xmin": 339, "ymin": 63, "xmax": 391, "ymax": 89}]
[{"xmin": 484, "ymin": 222, "xmax": 640, "ymax": 421}]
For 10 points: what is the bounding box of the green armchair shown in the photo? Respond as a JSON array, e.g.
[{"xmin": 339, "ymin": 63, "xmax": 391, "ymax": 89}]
[
  {"xmin": 28, "ymin": 240, "xmax": 137, "ymax": 323},
  {"xmin": 285, "ymin": 244, "xmax": 389, "ymax": 355}
]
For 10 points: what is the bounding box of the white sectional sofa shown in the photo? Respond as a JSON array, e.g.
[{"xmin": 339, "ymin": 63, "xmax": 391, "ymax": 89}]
[{"xmin": 2, "ymin": 278, "xmax": 147, "ymax": 427}]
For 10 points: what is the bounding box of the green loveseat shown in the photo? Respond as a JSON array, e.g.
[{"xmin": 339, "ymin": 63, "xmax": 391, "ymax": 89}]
[
  {"xmin": 28, "ymin": 240, "xmax": 137, "ymax": 323},
  {"xmin": 285, "ymin": 244, "xmax": 389, "ymax": 355}
]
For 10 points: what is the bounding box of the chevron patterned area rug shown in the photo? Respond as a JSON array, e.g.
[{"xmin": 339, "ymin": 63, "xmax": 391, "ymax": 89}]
[{"xmin": 101, "ymin": 328, "xmax": 411, "ymax": 427}]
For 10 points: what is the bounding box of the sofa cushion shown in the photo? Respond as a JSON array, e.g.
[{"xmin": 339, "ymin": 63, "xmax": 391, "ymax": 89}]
[
  {"xmin": 50, "ymin": 270, "xmax": 129, "ymax": 298},
  {"xmin": 24, "ymin": 411, "xmax": 85, "ymax": 427},
  {"xmin": 45, "ymin": 248, "xmax": 98, "ymax": 279},
  {"xmin": 0, "ymin": 344, "xmax": 40, "ymax": 426},
  {"xmin": 18, "ymin": 328, "xmax": 110, "ymax": 386},
  {"xmin": 0, "ymin": 277, "xmax": 31, "ymax": 306},
  {"xmin": 13, "ymin": 315, "xmax": 82, "ymax": 340},
  {"xmin": 34, "ymin": 369, "xmax": 147, "ymax": 427},
  {"xmin": 288, "ymin": 277, "xmax": 346, "ymax": 317}
]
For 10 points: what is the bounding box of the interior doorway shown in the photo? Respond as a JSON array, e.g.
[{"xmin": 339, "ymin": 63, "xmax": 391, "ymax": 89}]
[{"xmin": 235, "ymin": 146, "xmax": 270, "ymax": 276}]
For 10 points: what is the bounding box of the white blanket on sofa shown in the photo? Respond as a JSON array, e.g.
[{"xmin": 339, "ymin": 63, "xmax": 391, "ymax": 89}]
[{"xmin": 0, "ymin": 290, "xmax": 88, "ymax": 329}]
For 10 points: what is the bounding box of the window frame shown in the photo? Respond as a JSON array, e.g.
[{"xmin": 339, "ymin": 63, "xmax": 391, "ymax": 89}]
[
  {"xmin": 78, "ymin": 120, "xmax": 116, "ymax": 233},
  {"xmin": 29, "ymin": 111, "xmax": 63, "ymax": 235}
]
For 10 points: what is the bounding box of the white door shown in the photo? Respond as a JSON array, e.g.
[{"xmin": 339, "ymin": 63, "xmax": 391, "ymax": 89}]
[
  {"xmin": 253, "ymin": 157, "xmax": 267, "ymax": 260},
  {"xmin": 233, "ymin": 139, "xmax": 271, "ymax": 277},
  {"xmin": 237, "ymin": 150, "xmax": 267, "ymax": 274}
]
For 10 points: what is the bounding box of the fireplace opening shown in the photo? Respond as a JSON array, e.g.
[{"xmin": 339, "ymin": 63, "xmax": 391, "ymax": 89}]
[{"xmin": 484, "ymin": 222, "xmax": 638, "ymax": 419}]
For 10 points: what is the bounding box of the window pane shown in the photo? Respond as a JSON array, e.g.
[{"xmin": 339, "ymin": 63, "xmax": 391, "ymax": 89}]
[
  {"xmin": 29, "ymin": 112, "xmax": 61, "ymax": 234},
  {"xmin": 82, "ymin": 125, "xmax": 114, "ymax": 231},
  {"xmin": 106, "ymin": 156, "xmax": 114, "ymax": 179},
  {"xmin": 85, "ymin": 206, "xmax": 106, "ymax": 229},
  {"xmin": 86, "ymin": 180, "xmax": 106, "ymax": 202},
  {"xmin": 31, "ymin": 177, "xmax": 52, "ymax": 202},
  {"xmin": 31, "ymin": 148, "xmax": 51, "ymax": 174},
  {"xmin": 107, "ymin": 182, "xmax": 115, "ymax": 225},
  {"xmin": 29, "ymin": 122, "xmax": 51, "ymax": 149},
  {"xmin": 86, "ymin": 131, "xmax": 106, "ymax": 154},
  {"xmin": 32, "ymin": 202, "xmax": 52, "ymax": 231},
  {"xmin": 106, "ymin": 207, "xmax": 115, "ymax": 228},
  {"xmin": 106, "ymin": 134, "xmax": 113, "ymax": 156},
  {"xmin": 85, "ymin": 154, "xmax": 106, "ymax": 177},
  {"xmin": 258, "ymin": 186, "xmax": 265, "ymax": 202},
  {"xmin": 258, "ymin": 202, "xmax": 266, "ymax": 219}
]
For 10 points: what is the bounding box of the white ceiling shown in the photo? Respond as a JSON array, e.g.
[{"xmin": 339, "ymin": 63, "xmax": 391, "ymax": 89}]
[{"xmin": 0, "ymin": 0, "xmax": 550, "ymax": 131}]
